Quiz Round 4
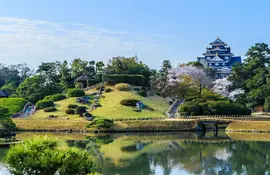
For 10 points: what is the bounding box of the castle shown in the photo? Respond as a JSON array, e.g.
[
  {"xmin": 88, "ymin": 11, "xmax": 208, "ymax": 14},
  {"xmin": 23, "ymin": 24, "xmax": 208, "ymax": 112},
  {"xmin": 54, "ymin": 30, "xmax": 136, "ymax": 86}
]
[{"xmin": 197, "ymin": 37, "xmax": 241, "ymax": 78}]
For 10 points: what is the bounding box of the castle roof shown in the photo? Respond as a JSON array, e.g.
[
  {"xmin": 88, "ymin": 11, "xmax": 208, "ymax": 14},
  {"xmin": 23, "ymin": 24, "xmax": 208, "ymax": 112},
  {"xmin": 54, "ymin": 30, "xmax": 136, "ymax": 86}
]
[
  {"xmin": 210, "ymin": 55, "xmax": 224, "ymax": 62},
  {"xmin": 210, "ymin": 37, "xmax": 227, "ymax": 46}
]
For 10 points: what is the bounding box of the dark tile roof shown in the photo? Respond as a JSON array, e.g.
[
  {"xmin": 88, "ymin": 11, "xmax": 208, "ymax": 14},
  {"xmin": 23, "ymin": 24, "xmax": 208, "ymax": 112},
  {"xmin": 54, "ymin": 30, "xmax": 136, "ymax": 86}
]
[{"xmin": 0, "ymin": 90, "xmax": 8, "ymax": 97}]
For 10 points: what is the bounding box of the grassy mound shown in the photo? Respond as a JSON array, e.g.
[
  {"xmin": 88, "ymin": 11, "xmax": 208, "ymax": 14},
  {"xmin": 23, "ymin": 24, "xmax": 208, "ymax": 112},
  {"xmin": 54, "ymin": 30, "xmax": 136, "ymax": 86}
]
[
  {"xmin": 30, "ymin": 85, "xmax": 169, "ymax": 120},
  {"xmin": 0, "ymin": 98, "xmax": 28, "ymax": 113},
  {"xmin": 91, "ymin": 86, "xmax": 169, "ymax": 119}
]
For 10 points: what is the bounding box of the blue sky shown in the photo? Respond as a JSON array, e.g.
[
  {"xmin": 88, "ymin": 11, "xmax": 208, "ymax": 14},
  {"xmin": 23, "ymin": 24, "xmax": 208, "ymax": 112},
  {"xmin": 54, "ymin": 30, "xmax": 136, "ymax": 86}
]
[{"xmin": 0, "ymin": 0, "xmax": 269, "ymax": 69}]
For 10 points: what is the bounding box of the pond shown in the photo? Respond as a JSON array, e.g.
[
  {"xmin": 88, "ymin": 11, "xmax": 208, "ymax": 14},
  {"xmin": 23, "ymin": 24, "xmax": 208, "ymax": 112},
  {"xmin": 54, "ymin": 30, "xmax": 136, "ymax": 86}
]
[{"xmin": 1, "ymin": 131, "xmax": 270, "ymax": 175}]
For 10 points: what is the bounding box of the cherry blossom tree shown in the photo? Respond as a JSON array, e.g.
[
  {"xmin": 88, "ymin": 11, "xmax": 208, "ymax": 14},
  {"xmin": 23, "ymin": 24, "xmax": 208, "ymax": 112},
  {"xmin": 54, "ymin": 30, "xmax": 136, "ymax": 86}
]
[
  {"xmin": 212, "ymin": 78, "xmax": 244, "ymax": 100},
  {"xmin": 168, "ymin": 65, "xmax": 213, "ymax": 98}
]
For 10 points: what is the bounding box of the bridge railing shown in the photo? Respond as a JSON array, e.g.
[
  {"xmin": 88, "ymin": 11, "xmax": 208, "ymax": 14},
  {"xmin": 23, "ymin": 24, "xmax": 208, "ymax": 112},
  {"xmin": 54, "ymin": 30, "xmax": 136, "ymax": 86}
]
[{"xmin": 176, "ymin": 115, "xmax": 259, "ymax": 120}]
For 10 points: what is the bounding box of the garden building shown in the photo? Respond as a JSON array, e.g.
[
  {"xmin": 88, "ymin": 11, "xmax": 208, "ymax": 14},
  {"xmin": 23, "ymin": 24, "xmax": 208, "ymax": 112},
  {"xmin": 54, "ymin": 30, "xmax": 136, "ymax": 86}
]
[
  {"xmin": 197, "ymin": 37, "xmax": 242, "ymax": 78},
  {"xmin": 75, "ymin": 74, "xmax": 89, "ymax": 89},
  {"xmin": 0, "ymin": 90, "xmax": 8, "ymax": 98}
]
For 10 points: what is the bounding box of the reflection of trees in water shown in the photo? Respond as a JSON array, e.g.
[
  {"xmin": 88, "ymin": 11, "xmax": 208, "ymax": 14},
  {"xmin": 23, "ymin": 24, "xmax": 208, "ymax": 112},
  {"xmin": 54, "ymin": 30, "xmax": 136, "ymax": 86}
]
[
  {"xmin": 67, "ymin": 135, "xmax": 270, "ymax": 175},
  {"xmin": 152, "ymin": 142, "xmax": 233, "ymax": 175},
  {"xmin": 66, "ymin": 135, "xmax": 114, "ymax": 172},
  {"xmin": 228, "ymin": 141, "xmax": 270, "ymax": 175}
]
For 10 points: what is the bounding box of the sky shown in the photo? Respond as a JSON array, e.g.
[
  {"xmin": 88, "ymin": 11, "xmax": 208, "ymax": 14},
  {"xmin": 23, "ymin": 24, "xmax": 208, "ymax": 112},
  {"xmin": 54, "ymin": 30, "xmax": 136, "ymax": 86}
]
[{"xmin": 0, "ymin": 0, "xmax": 269, "ymax": 69}]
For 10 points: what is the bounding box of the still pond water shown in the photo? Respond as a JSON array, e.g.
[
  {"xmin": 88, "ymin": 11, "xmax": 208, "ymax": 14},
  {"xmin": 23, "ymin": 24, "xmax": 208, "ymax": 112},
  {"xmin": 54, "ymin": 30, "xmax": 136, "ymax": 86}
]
[{"xmin": 0, "ymin": 131, "xmax": 270, "ymax": 175}]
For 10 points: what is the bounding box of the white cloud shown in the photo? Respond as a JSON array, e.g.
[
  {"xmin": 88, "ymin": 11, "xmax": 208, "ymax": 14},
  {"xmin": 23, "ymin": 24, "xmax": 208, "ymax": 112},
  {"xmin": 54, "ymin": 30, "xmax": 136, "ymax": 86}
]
[{"xmin": 0, "ymin": 17, "xmax": 164, "ymax": 68}]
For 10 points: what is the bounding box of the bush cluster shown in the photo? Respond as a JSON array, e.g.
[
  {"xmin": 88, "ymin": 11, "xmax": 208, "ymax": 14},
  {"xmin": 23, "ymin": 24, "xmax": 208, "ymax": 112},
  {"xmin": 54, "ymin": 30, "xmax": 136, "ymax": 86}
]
[
  {"xmin": 66, "ymin": 88, "xmax": 85, "ymax": 97},
  {"xmin": 36, "ymin": 100, "xmax": 54, "ymax": 110},
  {"xmin": 67, "ymin": 104, "xmax": 78, "ymax": 109},
  {"xmin": 105, "ymin": 88, "xmax": 112, "ymax": 93},
  {"xmin": 103, "ymin": 74, "xmax": 147, "ymax": 86},
  {"xmin": 114, "ymin": 83, "xmax": 132, "ymax": 91},
  {"xmin": 65, "ymin": 109, "xmax": 75, "ymax": 114},
  {"xmin": 0, "ymin": 98, "xmax": 27, "ymax": 114},
  {"xmin": 44, "ymin": 94, "xmax": 66, "ymax": 102},
  {"xmin": 179, "ymin": 99, "xmax": 251, "ymax": 116},
  {"xmin": 138, "ymin": 90, "xmax": 147, "ymax": 97},
  {"xmin": 76, "ymin": 106, "xmax": 87, "ymax": 116},
  {"xmin": 120, "ymin": 99, "xmax": 140, "ymax": 106},
  {"xmin": 86, "ymin": 118, "xmax": 114, "ymax": 129},
  {"xmin": 44, "ymin": 107, "xmax": 57, "ymax": 112}
]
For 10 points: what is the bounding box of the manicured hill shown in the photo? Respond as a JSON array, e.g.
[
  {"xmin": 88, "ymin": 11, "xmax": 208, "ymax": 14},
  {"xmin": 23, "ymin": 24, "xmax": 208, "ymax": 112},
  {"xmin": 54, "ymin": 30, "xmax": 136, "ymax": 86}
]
[
  {"xmin": 29, "ymin": 85, "xmax": 169, "ymax": 120},
  {"xmin": 0, "ymin": 98, "xmax": 28, "ymax": 113},
  {"xmin": 91, "ymin": 86, "xmax": 169, "ymax": 119}
]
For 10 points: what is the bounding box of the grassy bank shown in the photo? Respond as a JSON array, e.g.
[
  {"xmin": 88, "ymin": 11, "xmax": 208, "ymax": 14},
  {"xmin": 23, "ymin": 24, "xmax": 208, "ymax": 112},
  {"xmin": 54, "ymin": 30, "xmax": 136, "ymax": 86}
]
[
  {"xmin": 13, "ymin": 118, "xmax": 197, "ymax": 132},
  {"xmin": 14, "ymin": 119, "xmax": 89, "ymax": 131},
  {"xmin": 226, "ymin": 121, "xmax": 270, "ymax": 132}
]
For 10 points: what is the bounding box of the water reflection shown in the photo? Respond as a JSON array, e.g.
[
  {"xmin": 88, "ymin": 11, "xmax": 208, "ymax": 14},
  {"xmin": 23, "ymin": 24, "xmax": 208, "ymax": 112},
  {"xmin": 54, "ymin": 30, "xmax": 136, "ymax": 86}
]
[{"xmin": 2, "ymin": 131, "xmax": 270, "ymax": 175}]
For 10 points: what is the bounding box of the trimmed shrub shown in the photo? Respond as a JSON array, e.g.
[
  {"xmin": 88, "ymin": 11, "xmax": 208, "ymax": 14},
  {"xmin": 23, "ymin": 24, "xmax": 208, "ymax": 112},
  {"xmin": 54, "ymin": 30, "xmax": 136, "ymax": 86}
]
[
  {"xmin": 75, "ymin": 106, "xmax": 87, "ymax": 116},
  {"xmin": 137, "ymin": 90, "xmax": 147, "ymax": 97},
  {"xmin": 65, "ymin": 109, "xmax": 75, "ymax": 114},
  {"xmin": 49, "ymin": 94, "xmax": 66, "ymax": 102},
  {"xmin": 36, "ymin": 100, "xmax": 54, "ymax": 110},
  {"xmin": 179, "ymin": 99, "xmax": 251, "ymax": 116},
  {"xmin": 86, "ymin": 118, "xmax": 114, "ymax": 129},
  {"xmin": 105, "ymin": 88, "xmax": 112, "ymax": 93},
  {"xmin": 66, "ymin": 88, "xmax": 85, "ymax": 97},
  {"xmin": 114, "ymin": 83, "xmax": 132, "ymax": 91},
  {"xmin": 68, "ymin": 104, "xmax": 78, "ymax": 109},
  {"xmin": 120, "ymin": 99, "xmax": 140, "ymax": 106},
  {"xmin": 44, "ymin": 95, "xmax": 53, "ymax": 100},
  {"xmin": 103, "ymin": 74, "xmax": 147, "ymax": 86},
  {"xmin": 44, "ymin": 107, "xmax": 57, "ymax": 112}
]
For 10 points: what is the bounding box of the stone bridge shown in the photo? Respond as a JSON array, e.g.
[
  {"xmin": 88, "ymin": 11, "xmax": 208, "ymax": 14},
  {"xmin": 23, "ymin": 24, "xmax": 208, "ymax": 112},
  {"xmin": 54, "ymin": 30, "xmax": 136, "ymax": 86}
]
[{"xmin": 196, "ymin": 119, "xmax": 231, "ymax": 136}]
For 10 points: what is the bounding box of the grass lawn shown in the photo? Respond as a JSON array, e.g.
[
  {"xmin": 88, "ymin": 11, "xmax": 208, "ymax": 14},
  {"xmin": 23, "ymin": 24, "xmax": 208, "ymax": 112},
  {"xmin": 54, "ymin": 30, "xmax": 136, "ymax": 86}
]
[
  {"xmin": 91, "ymin": 86, "xmax": 169, "ymax": 119},
  {"xmin": 226, "ymin": 121, "xmax": 270, "ymax": 132},
  {"xmin": 29, "ymin": 97, "xmax": 92, "ymax": 120},
  {"xmin": 13, "ymin": 118, "xmax": 90, "ymax": 131}
]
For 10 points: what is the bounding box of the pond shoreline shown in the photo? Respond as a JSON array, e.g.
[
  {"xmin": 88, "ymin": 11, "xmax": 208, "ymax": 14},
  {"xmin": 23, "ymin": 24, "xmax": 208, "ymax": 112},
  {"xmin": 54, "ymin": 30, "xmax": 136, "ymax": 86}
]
[{"xmin": 13, "ymin": 118, "xmax": 270, "ymax": 133}]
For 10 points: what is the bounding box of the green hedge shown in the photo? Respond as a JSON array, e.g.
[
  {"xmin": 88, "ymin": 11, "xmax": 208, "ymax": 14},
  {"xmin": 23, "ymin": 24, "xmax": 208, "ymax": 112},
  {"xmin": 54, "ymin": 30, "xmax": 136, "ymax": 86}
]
[
  {"xmin": 179, "ymin": 99, "xmax": 251, "ymax": 116},
  {"xmin": 87, "ymin": 79, "xmax": 101, "ymax": 86},
  {"xmin": 0, "ymin": 98, "xmax": 27, "ymax": 114},
  {"xmin": 103, "ymin": 74, "xmax": 147, "ymax": 86},
  {"xmin": 66, "ymin": 88, "xmax": 85, "ymax": 97},
  {"xmin": 36, "ymin": 100, "xmax": 54, "ymax": 110}
]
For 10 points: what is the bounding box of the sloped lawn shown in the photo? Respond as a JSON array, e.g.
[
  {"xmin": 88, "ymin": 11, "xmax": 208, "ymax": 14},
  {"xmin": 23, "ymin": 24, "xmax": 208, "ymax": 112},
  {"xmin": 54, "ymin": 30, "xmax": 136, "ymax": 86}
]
[{"xmin": 91, "ymin": 86, "xmax": 169, "ymax": 119}]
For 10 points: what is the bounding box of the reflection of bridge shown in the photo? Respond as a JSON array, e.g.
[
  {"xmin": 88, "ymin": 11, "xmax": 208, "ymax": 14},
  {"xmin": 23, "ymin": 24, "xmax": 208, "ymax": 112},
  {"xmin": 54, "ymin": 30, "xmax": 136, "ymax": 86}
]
[{"xmin": 197, "ymin": 119, "xmax": 231, "ymax": 137}]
